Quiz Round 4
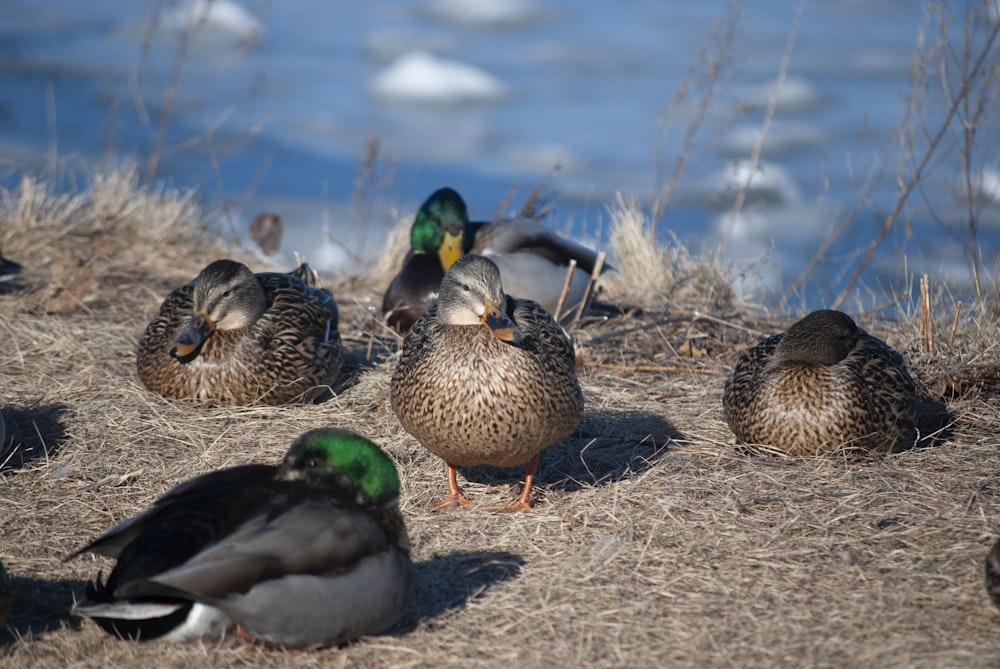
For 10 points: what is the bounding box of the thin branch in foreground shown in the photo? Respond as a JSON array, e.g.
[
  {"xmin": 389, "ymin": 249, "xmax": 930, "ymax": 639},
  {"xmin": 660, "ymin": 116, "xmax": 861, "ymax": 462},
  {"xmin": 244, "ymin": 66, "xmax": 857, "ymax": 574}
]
[
  {"xmin": 569, "ymin": 252, "xmax": 605, "ymax": 332},
  {"xmin": 554, "ymin": 259, "xmax": 577, "ymax": 322}
]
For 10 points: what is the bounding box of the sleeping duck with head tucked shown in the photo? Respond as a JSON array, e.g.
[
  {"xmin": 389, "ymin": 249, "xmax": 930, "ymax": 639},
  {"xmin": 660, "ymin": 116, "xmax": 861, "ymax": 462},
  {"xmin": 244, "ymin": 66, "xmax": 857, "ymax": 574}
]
[
  {"xmin": 722, "ymin": 309, "xmax": 918, "ymax": 456},
  {"xmin": 137, "ymin": 259, "xmax": 343, "ymax": 405},
  {"xmin": 71, "ymin": 428, "xmax": 413, "ymax": 647}
]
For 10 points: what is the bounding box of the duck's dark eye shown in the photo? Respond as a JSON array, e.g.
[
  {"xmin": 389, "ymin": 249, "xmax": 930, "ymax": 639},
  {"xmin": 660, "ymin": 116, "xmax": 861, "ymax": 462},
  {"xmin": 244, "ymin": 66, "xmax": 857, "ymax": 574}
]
[
  {"xmin": 462, "ymin": 284, "xmax": 471, "ymax": 292},
  {"xmin": 305, "ymin": 457, "xmax": 319, "ymax": 468},
  {"xmin": 221, "ymin": 289, "xmax": 233, "ymax": 298}
]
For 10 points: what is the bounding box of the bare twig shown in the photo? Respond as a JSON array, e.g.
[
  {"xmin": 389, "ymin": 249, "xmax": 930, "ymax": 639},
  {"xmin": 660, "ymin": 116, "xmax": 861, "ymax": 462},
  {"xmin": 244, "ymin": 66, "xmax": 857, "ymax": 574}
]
[
  {"xmin": 948, "ymin": 300, "xmax": 962, "ymax": 349},
  {"xmin": 719, "ymin": 0, "xmax": 805, "ymax": 255},
  {"xmin": 569, "ymin": 252, "xmax": 605, "ymax": 332},
  {"xmin": 832, "ymin": 17, "xmax": 1000, "ymax": 309},
  {"xmin": 554, "ymin": 259, "xmax": 578, "ymax": 322},
  {"xmin": 651, "ymin": 0, "xmax": 744, "ymax": 222},
  {"xmin": 919, "ymin": 274, "xmax": 933, "ymax": 353}
]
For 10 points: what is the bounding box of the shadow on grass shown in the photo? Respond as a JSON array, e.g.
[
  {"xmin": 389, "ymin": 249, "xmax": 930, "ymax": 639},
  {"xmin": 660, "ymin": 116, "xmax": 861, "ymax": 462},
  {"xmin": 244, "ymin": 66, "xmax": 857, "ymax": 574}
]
[
  {"xmin": 459, "ymin": 407, "xmax": 683, "ymax": 493},
  {"xmin": 397, "ymin": 550, "xmax": 524, "ymax": 633},
  {"xmin": 914, "ymin": 395, "xmax": 954, "ymax": 450},
  {"xmin": 0, "ymin": 575, "xmax": 86, "ymax": 646},
  {"xmin": 1, "ymin": 404, "xmax": 69, "ymax": 473}
]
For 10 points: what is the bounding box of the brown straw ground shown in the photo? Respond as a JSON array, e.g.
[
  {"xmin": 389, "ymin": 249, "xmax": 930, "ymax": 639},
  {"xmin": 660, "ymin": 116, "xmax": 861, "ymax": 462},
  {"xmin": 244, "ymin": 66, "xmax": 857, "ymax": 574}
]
[{"xmin": 2, "ymin": 169, "xmax": 1000, "ymax": 668}]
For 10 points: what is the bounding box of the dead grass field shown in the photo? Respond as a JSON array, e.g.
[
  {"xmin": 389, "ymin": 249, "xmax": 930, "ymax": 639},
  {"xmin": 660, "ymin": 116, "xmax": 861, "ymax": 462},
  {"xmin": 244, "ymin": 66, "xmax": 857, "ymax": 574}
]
[{"xmin": 1, "ymin": 169, "xmax": 1000, "ymax": 668}]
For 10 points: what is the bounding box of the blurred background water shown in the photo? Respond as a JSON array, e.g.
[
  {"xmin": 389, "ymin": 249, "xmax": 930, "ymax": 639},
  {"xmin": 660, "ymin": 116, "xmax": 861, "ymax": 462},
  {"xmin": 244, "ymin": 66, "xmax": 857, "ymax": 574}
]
[{"xmin": 1, "ymin": 0, "xmax": 998, "ymax": 311}]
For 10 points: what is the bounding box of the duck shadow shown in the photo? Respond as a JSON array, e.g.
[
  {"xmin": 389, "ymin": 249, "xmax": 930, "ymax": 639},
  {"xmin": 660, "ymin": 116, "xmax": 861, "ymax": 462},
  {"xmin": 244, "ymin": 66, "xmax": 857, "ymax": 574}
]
[
  {"xmin": 0, "ymin": 575, "xmax": 86, "ymax": 645},
  {"xmin": 1, "ymin": 404, "xmax": 69, "ymax": 472},
  {"xmin": 459, "ymin": 408, "xmax": 683, "ymax": 493},
  {"xmin": 317, "ymin": 334, "xmax": 400, "ymax": 400},
  {"xmin": 396, "ymin": 550, "xmax": 524, "ymax": 633},
  {"xmin": 913, "ymin": 395, "xmax": 954, "ymax": 450}
]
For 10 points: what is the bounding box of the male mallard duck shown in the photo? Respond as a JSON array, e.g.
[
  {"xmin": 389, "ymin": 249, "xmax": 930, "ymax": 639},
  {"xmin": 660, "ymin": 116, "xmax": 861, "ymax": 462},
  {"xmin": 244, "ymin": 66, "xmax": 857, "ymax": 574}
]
[
  {"xmin": 382, "ymin": 187, "xmax": 606, "ymax": 332},
  {"xmin": 391, "ymin": 254, "xmax": 583, "ymax": 512},
  {"xmin": 722, "ymin": 309, "xmax": 918, "ymax": 455},
  {"xmin": 71, "ymin": 428, "xmax": 413, "ymax": 647},
  {"xmin": 986, "ymin": 538, "xmax": 1000, "ymax": 611},
  {"xmin": 137, "ymin": 259, "xmax": 342, "ymax": 405}
]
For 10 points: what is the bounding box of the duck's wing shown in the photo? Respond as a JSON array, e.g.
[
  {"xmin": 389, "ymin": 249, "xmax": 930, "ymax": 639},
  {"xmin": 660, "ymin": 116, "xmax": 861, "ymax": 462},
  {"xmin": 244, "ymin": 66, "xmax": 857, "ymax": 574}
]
[
  {"xmin": 260, "ymin": 269, "xmax": 340, "ymax": 332},
  {"xmin": 507, "ymin": 296, "xmax": 577, "ymax": 364},
  {"xmin": 382, "ymin": 252, "xmax": 445, "ymax": 332},
  {"xmin": 71, "ymin": 465, "xmax": 276, "ymax": 561},
  {"xmin": 137, "ymin": 497, "xmax": 392, "ymax": 602},
  {"xmin": 469, "ymin": 217, "xmax": 608, "ymax": 274}
]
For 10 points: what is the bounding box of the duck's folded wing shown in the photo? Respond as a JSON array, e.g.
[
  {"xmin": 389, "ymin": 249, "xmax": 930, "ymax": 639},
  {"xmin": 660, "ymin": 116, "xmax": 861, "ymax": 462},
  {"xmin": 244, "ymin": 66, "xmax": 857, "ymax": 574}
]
[
  {"xmin": 70, "ymin": 465, "xmax": 275, "ymax": 560},
  {"xmin": 471, "ymin": 218, "xmax": 607, "ymax": 274},
  {"xmin": 139, "ymin": 499, "xmax": 390, "ymax": 601}
]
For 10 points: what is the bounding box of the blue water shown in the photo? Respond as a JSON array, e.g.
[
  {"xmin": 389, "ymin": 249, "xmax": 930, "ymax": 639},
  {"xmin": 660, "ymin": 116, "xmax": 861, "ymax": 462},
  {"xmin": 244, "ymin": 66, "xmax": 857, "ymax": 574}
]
[{"xmin": 1, "ymin": 0, "xmax": 998, "ymax": 311}]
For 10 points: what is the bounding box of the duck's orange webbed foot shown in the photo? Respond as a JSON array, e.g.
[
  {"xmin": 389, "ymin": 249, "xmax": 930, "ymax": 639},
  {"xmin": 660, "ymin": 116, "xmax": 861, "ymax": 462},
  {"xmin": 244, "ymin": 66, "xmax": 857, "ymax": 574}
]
[
  {"xmin": 485, "ymin": 499, "xmax": 532, "ymax": 513},
  {"xmin": 485, "ymin": 455, "xmax": 537, "ymax": 513},
  {"xmin": 429, "ymin": 462, "xmax": 475, "ymax": 510}
]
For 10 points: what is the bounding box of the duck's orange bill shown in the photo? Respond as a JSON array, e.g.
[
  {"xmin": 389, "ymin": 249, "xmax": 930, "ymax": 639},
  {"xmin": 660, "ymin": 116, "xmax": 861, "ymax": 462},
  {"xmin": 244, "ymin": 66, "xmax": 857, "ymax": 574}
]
[
  {"xmin": 170, "ymin": 312, "xmax": 215, "ymax": 358},
  {"xmin": 481, "ymin": 298, "xmax": 524, "ymax": 345}
]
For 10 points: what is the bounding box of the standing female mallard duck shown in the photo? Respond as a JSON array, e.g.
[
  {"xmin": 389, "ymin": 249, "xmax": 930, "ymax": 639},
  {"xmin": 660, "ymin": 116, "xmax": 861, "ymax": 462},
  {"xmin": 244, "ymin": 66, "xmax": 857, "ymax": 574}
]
[
  {"xmin": 391, "ymin": 254, "xmax": 583, "ymax": 512},
  {"xmin": 723, "ymin": 309, "xmax": 918, "ymax": 455},
  {"xmin": 382, "ymin": 187, "xmax": 606, "ymax": 332},
  {"xmin": 71, "ymin": 428, "xmax": 413, "ymax": 647},
  {"xmin": 137, "ymin": 259, "xmax": 342, "ymax": 405}
]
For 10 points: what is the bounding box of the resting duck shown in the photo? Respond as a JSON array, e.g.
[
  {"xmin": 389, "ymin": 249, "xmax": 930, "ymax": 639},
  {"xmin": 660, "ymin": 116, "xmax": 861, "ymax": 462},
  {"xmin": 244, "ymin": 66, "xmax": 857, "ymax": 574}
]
[
  {"xmin": 71, "ymin": 428, "xmax": 413, "ymax": 647},
  {"xmin": 382, "ymin": 187, "xmax": 606, "ymax": 332},
  {"xmin": 722, "ymin": 309, "xmax": 918, "ymax": 455},
  {"xmin": 137, "ymin": 259, "xmax": 342, "ymax": 405},
  {"xmin": 391, "ymin": 254, "xmax": 583, "ymax": 512}
]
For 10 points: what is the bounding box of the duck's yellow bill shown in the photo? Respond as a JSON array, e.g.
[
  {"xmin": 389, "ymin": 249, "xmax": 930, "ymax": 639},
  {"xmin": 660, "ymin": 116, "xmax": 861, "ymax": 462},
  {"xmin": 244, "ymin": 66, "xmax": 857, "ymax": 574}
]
[{"xmin": 438, "ymin": 231, "xmax": 464, "ymax": 270}]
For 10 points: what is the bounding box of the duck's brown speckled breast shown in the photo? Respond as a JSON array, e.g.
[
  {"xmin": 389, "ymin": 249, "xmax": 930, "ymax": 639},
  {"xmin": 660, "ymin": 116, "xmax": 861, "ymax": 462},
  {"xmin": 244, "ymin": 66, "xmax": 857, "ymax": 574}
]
[{"xmin": 391, "ymin": 314, "xmax": 582, "ymax": 469}]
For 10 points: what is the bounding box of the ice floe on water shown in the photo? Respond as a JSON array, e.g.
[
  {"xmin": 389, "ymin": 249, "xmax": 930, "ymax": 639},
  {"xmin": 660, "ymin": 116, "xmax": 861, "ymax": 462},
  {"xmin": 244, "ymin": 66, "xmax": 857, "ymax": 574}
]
[
  {"xmin": 420, "ymin": 0, "xmax": 545, "ymax": 29},
  {"xmin": 370, "ymin": 51, "xmax": 508, "ymax": 105},
  {"xmin": 159, "ymin": 0, "xmax": 263, "ymax": 44},
  {"xmin": 713, "ymin": 203, "xmax": 837, "ymax": 299},
  {"xmin": 693, "ymin": 160, "xmax": 803, "ymax": 210},
  {"xmin": 973, "ymin": 166, "xmax": 1000, "ymax": 205},
  {"xmin": 720, "ymin": 122, "xmax": 828, "ymax": 159},
  {"xmin": 739, "ymin": 76, "xmax": 827, "ymax": 116}
]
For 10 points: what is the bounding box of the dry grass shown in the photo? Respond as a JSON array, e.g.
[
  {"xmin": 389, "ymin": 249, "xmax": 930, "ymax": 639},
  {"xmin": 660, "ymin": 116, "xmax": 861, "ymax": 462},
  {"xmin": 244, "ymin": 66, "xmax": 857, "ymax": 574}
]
[
  {"xmin": 607, "ymin": 194, "xmax": 734, "ymax": 310},
  {"xmin": 2, "ymin": 170, "xmax": 1000, "ymax": 668}
]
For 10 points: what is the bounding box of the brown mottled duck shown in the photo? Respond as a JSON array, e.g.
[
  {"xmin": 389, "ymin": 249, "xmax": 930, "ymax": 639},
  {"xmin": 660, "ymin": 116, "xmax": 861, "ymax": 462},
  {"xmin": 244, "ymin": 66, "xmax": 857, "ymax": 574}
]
[
  {"xmin": 390, "ymin": 254, "xmax": 583, "ymax": 512},
  {"xmin": 722, "ymin": 309, "xmax": 918, "ymax": 455},
  {"xmin": 137, "ymin": 259, "xmax": 342, "ymax": 405}
]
